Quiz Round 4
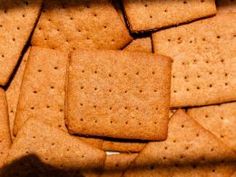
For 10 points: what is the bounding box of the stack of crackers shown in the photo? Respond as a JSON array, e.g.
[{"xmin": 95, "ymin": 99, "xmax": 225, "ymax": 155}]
[{"xmin": 0, "ymin": 0, "xmax": 235, "ymax": 176}]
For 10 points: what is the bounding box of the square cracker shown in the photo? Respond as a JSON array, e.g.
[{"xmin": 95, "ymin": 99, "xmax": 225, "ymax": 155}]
[
  {"xmin": 124, "ymin": 110, "xmax": 236, "ymax": 171},
  {"xmin": 153, "ymin": 13, "xmax": 236, "ymax": 107},
  {"xmin": 13, "ymin": 47, "xmax": 103, "ymax": 148},
  {"xmin": 66, "ymin": 49, "xmax": 172, "ymax": 140},
  {"xmin": 122, "ymin": 0, "xmax": 216, "ymax": 33},
  {"xmin": 6, "ymin": 48, "xmax": 30, "ymax": 140},
  {"xmin": 0, "ymin": 89, "xmax": 11, "ymax": 167},
  {"xmin": 0, "ymin": 0, "xmax": 42, "ymax": 86},
  {"xmin": 31, "ymin": 0, "xmax": 132, "ymax": 52},
  {"xmin": 3, "ymin": 118, "xmax": 105, "ymax": 177},
  {"xmin": 124, "ymin": 37, "xmax": 152, "ymax": 53},
  {"xmin": 187, "ymin": 102, "xmax": 236, "ymax": 152}
]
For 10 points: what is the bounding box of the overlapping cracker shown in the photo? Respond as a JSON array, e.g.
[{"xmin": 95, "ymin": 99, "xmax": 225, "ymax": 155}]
[
  {"xmin": 14, "ymin": 47, "xmax": 68, "ymax": 134},
  {"xmin": 0, "ymin": 0, "xmax": 42, "ymax": 86},
  {"xmin": 0, "ymin": 89, "xmax": 11, "ymax": 167},
  {"xmin": 153, "ymin": 13, "xmax": 236, "ymax": 107},
  {"xmin": 122, "ymin": 0, "xmax": 216, "ymax": 33},
  {"xmin": 66, "ymin": 49, "xmax": 172, "ymax": 140},
  {"xmin": 6, "ymin": 48, "xmax": 30, "ymax": 139},
  {"xmin": 123, "ymin": 110, "xmax": 236, "ymax": 177},
  {"xmin": 187, "ymin": 102, "xmax": 236, "ymax": 152},
  {"xmin": 31, "ymin": 0, "xmax": 132, "ymax": 52},
  {"xmin": 124, "ymin": 37, "xmax": 152, "ymax": 52},
  {"xmin": 3, "ymin": 118, "xmax": 105, "ymax": 177},
  {"xmin": 123, "ymin": 162, "xmax": 236, "ymax": 177},
  {"xmin": 13, "ymin": 47, "xmax": 102, "ymax": 148},
  {"xmin": 102, "ymin": 140, "xmax": 145, "ymax": 153},
  {"xmin": 101, "ymin": 153, "xmax": 137, "ymax": 177}
]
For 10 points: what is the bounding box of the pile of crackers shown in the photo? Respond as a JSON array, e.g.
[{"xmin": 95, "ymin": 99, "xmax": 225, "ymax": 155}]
[{"xmin": 0, "ymin": 0, "xmax": 236, "ymax": 176}]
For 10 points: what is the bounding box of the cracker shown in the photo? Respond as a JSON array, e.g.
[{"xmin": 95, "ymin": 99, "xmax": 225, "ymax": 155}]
[
  {"xmin": 0, "ymin": 89, "xmax": 11, "ymax": 167},
  {"xmin": 6, "ymin": 48, "xmax": 30, "ymax": 139},
  {"xmin": 13, "ymin": 47, "xmax": 68, "ymax": 135},
  {"xmin": 102, "ymin": 140, "xmax": 145, "ymax": 153},
  {"xmin": 31, "ymin": 0, "xmax": 132, "ymax": 52},
  {"xmin": 168, "ymin": 163, "xmax": 236, "ymax": 177},
  {"xmin": 216, "ymin": 0, "xmax": 236, "ymax": 13},
  {"xmin": 123, "ymin": 162, "xmax": 236, "ymax": 177},
  {"xmin": 153, "ymin": 13, "xmax": 236, "ymax": 107},
  {"xmin": 124, "ymin": 37, "xmax": 152, "ymax": 52},
  {"xmin": 102, "ymin": 108, "xmax": 175, "ymax": 152},
  {"xmin": 3, "ymin": 118, "xmax": 105, "ymax": 176},
  {"xmin": 124, "ymin": 110, "xmax": 236, "ymax": 175},
  {"xmin": 122, "ymin": 0, "xmax": 216, "ymax": 33},
  {"xmin": 13, "ymin": 47, "xmax": 102, "ymax": 148},
  {"xmin": 66, "ymin": 49, "xmax": 172, "ymax": 140},
  {"xmin": 0, "ymin": 0, "xmax": 42, "ymax": 86},
  {"xmin": 101, "ymin": 153, "xmax": 137, "ymax": 177},
  {"xmin": 187, "ymin": 102, "xmax": 236, "ymax": 152},
  {"xmin": 79, "ymin": 137, "xmax": 103, "ymax": 149},
  {"xmin": 101, "ymin": 37, "xmax": 152, "ymax": 151}
]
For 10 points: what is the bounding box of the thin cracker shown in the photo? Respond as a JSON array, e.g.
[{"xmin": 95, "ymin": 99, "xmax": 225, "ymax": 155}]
[
  {"xmin": 6, "ymin": 47, "xmax": 30, "ymax": 140},
  {"xmin": 122, "ymin": 0, "xmax": 216, "ymax": 33},
  {"xmin": 153, "ymin": 13, "xmax": 236, "ymax": 107},
  {"xmin": 187, "ymin": 102, "xmax": 236, "ymax": 152},
  {"xmin": 31, "ymin": 0, "xmax": 132, "ymax": 52},
  {"xmin": 0, "ymin": 0, "xmax": 42, "ymax": 86},
  {"xmin": 66, "ymin": 49, "xmax": 172, "ymax": 140}
]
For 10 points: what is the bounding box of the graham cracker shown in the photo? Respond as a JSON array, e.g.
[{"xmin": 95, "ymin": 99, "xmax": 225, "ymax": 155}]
[
  {"xmin": 13, "ymin": 47, "xmax": 102, "ymax": 148},
  {"xmin": 123, "ymin": 110, "xmax": 236, "ymax": 175},
  {"xmin": 187, "ymin": 102, "xmax": 236, "ymax": 152},
  {"xmin": 6, "ymin": 47, "xmax": 30, "ymax": 140},
  {"xmin": 101, "ymin": 109, "xmax": 176, "ymax": 152},
  {"xmin": 124, "ymin": 37, "xmax": 152, "ymax": 52},
  {"xmin": 153, "ymin": 13, "xmax": 236, "ymax": 107},
  {"xmin": 66, "ymin": 49, "xmax": 172, "ymax": 140},
  {"xmin": 0, "ymin": 0, "xmax": 42, "ymax": 86},
  {"xmin": 123, "ymin": 162, "xmax": 236, "ymax": 177},
  {"xmin": 31, "ymin": 0, "xmax": 132, "ymax": 52},
  {"xmin": 0, "ymin": 89, "xmax": 11, "ymax": 167},
  {"xmin": 101, "ymin": 153, "xmax": 137, "ymax": 177},
  {"xmin": 167, "ymin": 163, "xmax": 236, "ymax": 177},
  {"xmin": 102, "ymin": 140, "xmax": 146, "ymax": 153},
  {"xmin": 14, "ymin": 47, "xmax": 68, "ymax": 135},
  {"xmin": 101, "ymin": 37, "xmax": 152, "ymax": 152},
  {"xmin": 3, "ymin": 118, "xmax": 105, "ymax": 176},
  {"xmin": 122, "ymin": 0, "xmax": 216, "ymax": 33},
  {"xmin": 216, "ymin": 0, "xmax": 236, "ymax": 13}
]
